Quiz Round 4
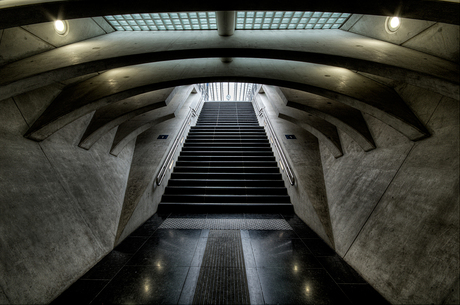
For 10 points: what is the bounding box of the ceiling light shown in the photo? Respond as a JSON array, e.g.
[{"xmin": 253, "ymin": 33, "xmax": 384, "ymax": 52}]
[
  {"xmin": 386, "ymin": 16, "xmax": 400, "ymax": 33},
  {"xmin": 54, "ymin": 20, "xmax": 69, "ymax": 35}
]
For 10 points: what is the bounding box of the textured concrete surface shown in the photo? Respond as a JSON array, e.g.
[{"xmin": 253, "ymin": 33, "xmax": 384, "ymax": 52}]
[
  {"xmin": 254, "ymin": 95, "xmax": 334, "ymax": 246},
  {"xmin": 109, "ymin": 86, "xmax": 193, "ymax": 156},
  {"xmin": 118, "ymin": 92, "xmax": 204, "ymax": 243},
  {"xmin": 344, "ymin": 96, "xmax": 459, "ymax": 304},
  {"xmin": 79, "ymin": 88, "xmax": 173, "ymax": 149},
  {"xmin": 1, "ymin": 30, "xmax": 457, "ymax": 100},
  {"xmin": 320, "ymin": 115, "xmax": 414, "ymax": 256},
  {"xmin": 348, "ymin": 15, "xmax": 435, "ymax": 45},
  {"xmin": 24, "ymin": 58, "xmax": 429, "ymax": 143},
  {"xmin": 261, "ymin": 86, "xmax": 343, "ymax": 158},
  {"xmin": 345, "ymin": 14, "xmax": 459, "ymax": 65},
  {"xmin": 0, "ymin": 286, "xmax": 8, "ymax": 304},
  {"xmin": 0, "ymin": 26, "xmax": 53, "ymax": 66},
  {"xmin": 402, "ymin": 22, "xmax": 460, "ymax": 63},
  {"xmin": 114, "ymin": 90, "xmax": 199, "ymax": 243},
  {"xmin": 280, "ymin": 87, "xmax": 375, "ymax": 152},
  {"xmin": 21, "ymin": 18, "xmax": 106, "ymax": 48},
  {"xmin": 0, "ymin": 89, "xmax": 135, "ymax": 303}
]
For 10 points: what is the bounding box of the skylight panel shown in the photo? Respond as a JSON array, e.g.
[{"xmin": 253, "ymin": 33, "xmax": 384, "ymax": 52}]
[{"xmin": 105, "ymin": 11, "xmax": 351, "ymax": 31}]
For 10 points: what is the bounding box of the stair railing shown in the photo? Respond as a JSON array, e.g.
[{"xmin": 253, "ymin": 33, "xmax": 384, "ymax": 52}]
[
  {"xmin": 256, "ymin": 105, "xmax": 295, "ymax": 186},
  {"xmin": 156, "ymin": 97, "xmax": 203, "ymax": 186}
]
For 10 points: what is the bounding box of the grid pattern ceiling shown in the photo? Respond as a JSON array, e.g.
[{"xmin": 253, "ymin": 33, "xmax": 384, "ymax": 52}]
[{"xmin": 105, "ymin": 11, "xmax": 351, "ymax": 31}]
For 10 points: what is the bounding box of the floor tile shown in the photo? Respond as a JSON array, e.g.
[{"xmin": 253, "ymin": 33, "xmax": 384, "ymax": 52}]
[
  {"xmin": 50, "ymin": 279, "xmax": 109, "ymax": 305},
  {"xmin": 81, "ymin": 251, "xmax": 132, "ymax": 280},
  {"xmin": 246, "ymin": 268, "xmax": 264, "ymax": 305},
  {"xmin": 91, "ymin": 265, "xmax": 188, "ymax": 304},
  {"xmin": 249, "ymin": 229, "xmax": 299, "ymax": 240},
  {"xmin": 241, "ymin": 236, "xmax": 256, "ymax": 268},
  {"xmin": 240, "ymin": 230, "xmax": 250, "ymax": 239},
  {"xmin": 318, "ymin": 255, "xmax": 367, "ymax": 284},
  {"xmin": 258, "ymin": 268, "xmax": 351, "ymax": 305},
  {"xmin": 190, "ymin": 238, "xmax": 208, "ymax": 267},
  {"xmin": 303, "ymin": 238, "xmax": 336, "ymax": 257},
  {"xmin": 283, "ymin": 215, "xmax": 321, "ymax": 238},
  {"xmin": 178, "ymin": 267, "xmax": 201, "ymax": 304},
  {"xmin": 113, "ymin": 236, "xmax": 149, "ymax": 254},
  {"xmin": 339, "ymin": 284, "xmax": 391, "ymax": 305},
  {"xmin": 252, "ymin": 238, "xmax": 321, "ymax": 269},
  {"xmin": 200, "ymin": 229, "xmax": 210, "ymax": 238},
  {"xmin": 127, "ymin": 229, "xmax": 201, "ymax": 266},
  {"xmin": 130, "ymin": 213, "xmax": 169, "ymax": 236}
]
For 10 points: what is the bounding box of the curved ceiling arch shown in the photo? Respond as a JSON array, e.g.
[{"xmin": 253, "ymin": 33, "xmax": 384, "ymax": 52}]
[
  {"xmin": 0, "ymin": 0, "xmax": 458, "ymax": 29},
  {"xmin": 24, "ymin": 58, "xmax": 429, "ymax": 143},
  {"xmin": 278, "ymin": 112, "xmax": 343, "ymax": 158},
  {"xmin": 1, "ymin": 30, "xmax": 458, "ymax": 100},
  {"xmin": 110, "ymin": 113, "xmax": 176, "ymax": 156},
  {"xmin": 261, "ymin": 85, "xmax": 376, "ymax": 152}
]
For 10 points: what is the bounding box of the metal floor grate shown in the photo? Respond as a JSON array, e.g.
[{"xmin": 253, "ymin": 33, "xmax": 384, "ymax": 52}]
[
  {"xmin": 193, "ymin": 230, "xmax": 250, "ymax": 305},
  {"xmin": 158, "ymin": 218, "xmax": 293, "ymax": 230}
]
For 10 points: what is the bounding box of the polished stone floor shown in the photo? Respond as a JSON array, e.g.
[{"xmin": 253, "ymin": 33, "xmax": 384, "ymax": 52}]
[{"xmin": 51, "ymin": 212, "xmax": 390, "ymax": 304}]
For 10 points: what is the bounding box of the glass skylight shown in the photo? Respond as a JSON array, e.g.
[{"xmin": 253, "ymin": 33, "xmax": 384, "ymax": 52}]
[
  {"xmin": 236, "ymin": 11, "xmax": 351, "ymax": 30},
  {"xmin": 104, "ymin": 11, "xmax": 351, "ymax": 31},
  {"xmin": 105, "ymin": 12, "xmax": 217, "ymax": 31},
  {"xmin": 197, "ymin": 83, "xmax": 259, "ymax": 102}
]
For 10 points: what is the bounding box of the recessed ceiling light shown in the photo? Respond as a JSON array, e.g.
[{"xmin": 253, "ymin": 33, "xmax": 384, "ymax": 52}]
[
  {"xmin": 386, "ymin": 16, "xmax": 401, "ymax": 33},
  {"xmin": 54, "ymin": 20, "xmax": 69, "ymax": 35}
]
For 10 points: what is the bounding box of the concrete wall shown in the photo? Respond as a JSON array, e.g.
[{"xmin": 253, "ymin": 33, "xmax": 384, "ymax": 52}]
[
  {"xmin": 259, "ymin": 82, "xmax": 458, "ymax": 304},
  {"xmin": 326, "ymin": 86, "xmax": 458, "ymax": 304},
  {"xmin": 117, "ymin": 90, "xmax": 203, "ymax": 243},
  {"xmin": 0, "ymin": 84, "xmax": 135, "ymax": 303}
]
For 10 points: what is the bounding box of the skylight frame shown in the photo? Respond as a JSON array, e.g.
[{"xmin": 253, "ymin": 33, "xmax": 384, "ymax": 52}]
[{"xmin": 104, "ymin": 11, "xmax": 351, "ymax": 31}]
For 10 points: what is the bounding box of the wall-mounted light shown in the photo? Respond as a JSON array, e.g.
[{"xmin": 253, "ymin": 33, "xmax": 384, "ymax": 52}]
[
  {"xmin": 385, "ymin": 16, "xmax": 401, "ymax": 33},
  {"xmin": 54, "ymin": 20, "xmax": 69, "ymax": 35}
]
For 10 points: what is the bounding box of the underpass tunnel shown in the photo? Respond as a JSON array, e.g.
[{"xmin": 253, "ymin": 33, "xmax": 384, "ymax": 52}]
[{"xmin": 0, "ymin": 4, "xmax": 458, "ymax": 304}]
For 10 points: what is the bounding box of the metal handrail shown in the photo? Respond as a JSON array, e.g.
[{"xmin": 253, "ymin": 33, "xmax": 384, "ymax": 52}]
[
  {"xmin": 257, "ymin": 106, "xmax": 295, "ymax": 186},
  {"xmin": 156, "ymin": 97, "xmax": 203, "ymax": 186}
]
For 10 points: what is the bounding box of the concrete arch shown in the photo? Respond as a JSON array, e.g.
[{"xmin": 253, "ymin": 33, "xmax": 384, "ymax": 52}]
[
  {"xmin": 287, "ymin": 100, "xmax": 375, "ymax": 152},
  {"xmin": 278, "ymin": 113, "xmax": 343, "ymax": 158},
  {"xmin": 78, "ymin": 87, "xmax": 184, "ymax": 150},
  {"xmin": 108, "ymin": 86, "xmax": 196, "ymax": 155},
  {"xmin": 1, "ymin": 30, "xmax": 458, "ymax": 100},
  {"xmin": 79, "ymin": 99, "xmax": 168, "ymax": 150},
  {"xmin": 110, "ymin": 113, "xmax": 175, "ymax": 156},
  {"xmin": 24, "ymin": 58, "xmax": 429, "ymax": 143},
  {"xmin": 258, "ymin": 88, "xmax": 344, "ymax": 157},
  {"xmin": 263, "ymin": 85, "xmax": 375, "ymax": 152},
  {"xmin": 0, "ymin": 0, "xmax": 458, "ymax": 29}
]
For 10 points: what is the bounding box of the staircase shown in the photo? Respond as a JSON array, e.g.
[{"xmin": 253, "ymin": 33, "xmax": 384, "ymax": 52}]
[{"xmin": 159, "ymin": 101, "xmax": 292, "ymax": 213}]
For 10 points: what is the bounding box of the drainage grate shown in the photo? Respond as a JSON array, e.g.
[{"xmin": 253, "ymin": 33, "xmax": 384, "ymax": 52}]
[
  {"xmin": 193, "ymin": 230, "xmax": 250, "ymax": 304},
  {"xmin": 158, "ymin": 218, "xmax": 293, "ymax": 230}
]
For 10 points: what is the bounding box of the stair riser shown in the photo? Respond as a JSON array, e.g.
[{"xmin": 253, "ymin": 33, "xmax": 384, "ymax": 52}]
[
  {"xmin": 160, "ymin": 101, "xmax": 291, "ymax": 208},
  {"xmin": 162, "ymin": 195, "xmax": 291, "ymax": 203},
  {"xmin": 164, "ymin": 187, "xmax": 287, "ymax": 195},
  {"xmin": 173, "ymin": 167, "xmax": 280, "ymax": 173},
  {"xmin": 167, "ymin": 180, "xmax": 285, "ymax": 187}
]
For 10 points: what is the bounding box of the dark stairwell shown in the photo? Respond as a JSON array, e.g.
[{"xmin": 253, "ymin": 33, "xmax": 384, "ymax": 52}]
[{"xmin": 159, "ymin": 101, "xmax": 292, "ymax": 212}]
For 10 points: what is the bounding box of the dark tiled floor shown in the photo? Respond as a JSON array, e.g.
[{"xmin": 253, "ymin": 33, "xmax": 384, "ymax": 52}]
[{"xmin": 51, "ymin": 212, "xmax": 390, "ymax": 305}]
